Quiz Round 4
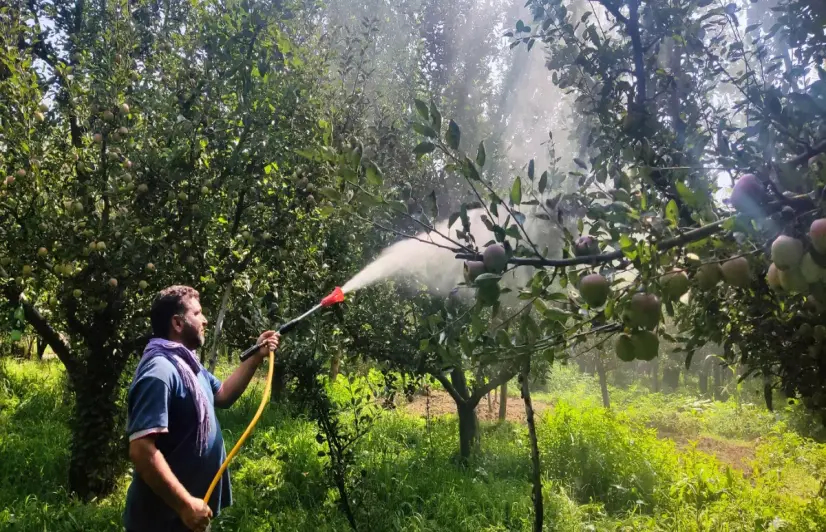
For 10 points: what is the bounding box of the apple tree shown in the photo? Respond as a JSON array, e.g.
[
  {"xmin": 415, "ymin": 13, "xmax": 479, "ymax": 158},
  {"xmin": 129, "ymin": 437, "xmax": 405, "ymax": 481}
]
[{"xmin": 0, "ymin": 0, "xmax": 337, "ymax": 498}]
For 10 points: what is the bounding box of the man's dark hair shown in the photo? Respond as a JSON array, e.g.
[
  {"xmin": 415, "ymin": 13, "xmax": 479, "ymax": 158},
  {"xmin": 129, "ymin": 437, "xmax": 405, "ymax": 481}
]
[{"xmin": 150, "ymin": 285, "xmax": 200, "ymax": 339}]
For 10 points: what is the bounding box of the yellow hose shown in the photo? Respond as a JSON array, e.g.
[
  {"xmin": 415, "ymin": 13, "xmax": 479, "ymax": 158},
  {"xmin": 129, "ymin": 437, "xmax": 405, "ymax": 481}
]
[{"xmin": 203, "ymin": 350, "xmax": 274, "ymax": 505}]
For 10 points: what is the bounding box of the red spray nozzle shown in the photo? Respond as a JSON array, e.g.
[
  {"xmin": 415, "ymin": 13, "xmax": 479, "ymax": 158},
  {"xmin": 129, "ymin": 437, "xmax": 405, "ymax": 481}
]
[{"xmin": 320, "ymin": 286, "xmax": 345, "ymax": 307}]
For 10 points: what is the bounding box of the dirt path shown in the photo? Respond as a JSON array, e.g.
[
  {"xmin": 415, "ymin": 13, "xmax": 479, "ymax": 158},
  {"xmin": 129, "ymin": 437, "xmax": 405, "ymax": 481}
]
[
  {"xmin": 402, "ymin": 389, "xmax": 756, "ymax": 473},
  {"xmin": 656, "ymin": 430, "xmax": 757, "ymax": 475},
  {"xmin": 404, "ymin": 388, "xmax": 551, "ymax": 423}
]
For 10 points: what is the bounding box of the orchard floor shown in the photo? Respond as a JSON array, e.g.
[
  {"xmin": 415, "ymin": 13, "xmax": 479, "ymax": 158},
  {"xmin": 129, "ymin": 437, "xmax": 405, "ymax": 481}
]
[
  {"xmin": 2, "ymin": 360, "xmax": 826, "ymax": 531},
  {"xmin": 404, "ymin": 389, "xmax": 757, "ymax": 473}
]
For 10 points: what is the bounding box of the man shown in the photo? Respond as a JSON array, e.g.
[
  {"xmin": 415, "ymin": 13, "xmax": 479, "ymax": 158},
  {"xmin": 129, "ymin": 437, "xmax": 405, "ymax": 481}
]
[{"xmin": 124, "ymin": 285, "xmax": 279, "ymax": 532}]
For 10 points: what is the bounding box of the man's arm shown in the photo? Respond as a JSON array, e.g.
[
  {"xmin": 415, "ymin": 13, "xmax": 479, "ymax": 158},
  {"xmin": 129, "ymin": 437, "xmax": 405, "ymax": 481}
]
[
  {"xmin": 129, "ymin": 435, "xmax": 212, "ymax": 530},
  {"xmin": 214, "ymin": 330, "xmax": 279, "ymax": 409}
]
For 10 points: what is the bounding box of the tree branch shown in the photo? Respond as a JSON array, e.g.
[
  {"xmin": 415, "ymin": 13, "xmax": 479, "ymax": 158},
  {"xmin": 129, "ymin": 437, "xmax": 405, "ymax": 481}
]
[
  {"xmin": 598, "ymin": 0, "xmax": 628, "ymax": 24},
  {"xmin": 432, "ymin": 373, "xmax": 465, "ymax": 406},
  {"xmin": 2, "ymin": 285, "xmax": 76, "ymax": 374},
  {"xmin": 789, "ymin": 139, "xmax": 826, "ymax": 167},
  {"xmin": 470, "ymin": 365, "xmax": 517, "ymax": 406},
  {"xmin": 456, "ymin": 216, "xmax": 734, "ymax": 268}
]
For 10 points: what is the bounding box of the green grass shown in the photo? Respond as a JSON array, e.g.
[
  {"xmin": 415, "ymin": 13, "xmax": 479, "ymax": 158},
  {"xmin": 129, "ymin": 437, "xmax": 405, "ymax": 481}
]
[{"xmin": 1, "ymin": 359, "xmax": 826, "ymax": 531}]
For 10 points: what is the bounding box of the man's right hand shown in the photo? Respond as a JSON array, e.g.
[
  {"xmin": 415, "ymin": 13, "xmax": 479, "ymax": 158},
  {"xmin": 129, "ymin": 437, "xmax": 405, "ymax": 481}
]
[{"xmin": 179, "ymin": 495, "xmax": 212, "ymax": 531}]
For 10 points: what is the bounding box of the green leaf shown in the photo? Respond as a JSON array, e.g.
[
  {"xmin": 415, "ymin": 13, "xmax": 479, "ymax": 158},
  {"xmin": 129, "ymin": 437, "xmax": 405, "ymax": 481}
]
[
  {"xmin": 464, "ymin": 157, "xmax": 481, "ymax": 181},
  {"xmin": 474, "ymin": 273, "xmax": 502, "ymax": 282},
  {"xmin": 476, "ymin": 141, "xmax": 486, "ymax": 167},
  {"xmin": 319, "ymin": 187, "xmax": 341, "ymax": 201},
  {"xmin": 675, "ymin": 182, "xmax": 695, "ymax": 207},
  {"xmin": 528, "ymin": 159, "xmax": 535, "ymax": 180},
  {"xmin": 448, "ymin": 212, "xmax": 460, "ymax": 228},
  {"xmin": 510, "ymin": 176, "xmax": 522, "ymax": 205},
  {"xmin": 538, "ymin": 171, "xmax": 548, "ymax": 193},
  {"xmin": 412, "ymin": 122, "xmax": 438, "ymax": 138},
  {"xmin": 619, "ymin": 235, "xmax": 637, "ymax": 260},
  {"xmin": 413, "ymin": 142, "xmax": 436, "ymax": 159},
  {"xmin": 414, "ymin": 99, "xmax": 429, "ymax": 120},
  {"xmin": 10, "ymin": 330, "xmax": 22, "ymax": 342},
  {"xmin": 446, "ymin": 120, "xmax": 461, "ymax": 150},
  {"xmin": 365, "ymin": 160, "xmax": 383, "ymax": 186},
  {"xmin": 430, "ymin": 101, "xmax": 442, "ymax": 131},
  {"xmin": 543, "ymin": 308, "xmax": 572, "ymax": 323},
  {"xmin": 295, "ymin": 148, "xmax": 318, "ymax": 161},
  {"xmin": 574, "ymin": 158, "xmax": 587, "ymax": 169},
  {"xmin": 665, "ymin": 199, "xmax": 678, "ymax": 226}
]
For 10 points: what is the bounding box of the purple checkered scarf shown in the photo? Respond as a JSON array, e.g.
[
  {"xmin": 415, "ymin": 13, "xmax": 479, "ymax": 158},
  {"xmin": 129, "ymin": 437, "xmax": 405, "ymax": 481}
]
[{"xmin": 138, "ymin": 338, "xmax": 210, "ymax": 454}]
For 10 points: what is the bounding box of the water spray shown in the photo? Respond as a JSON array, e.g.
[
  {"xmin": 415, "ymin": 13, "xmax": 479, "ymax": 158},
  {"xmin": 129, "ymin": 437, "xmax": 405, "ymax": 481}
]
[{"xmin": 203, "ymin": 286, "xmax": 347, "ymax": 507}]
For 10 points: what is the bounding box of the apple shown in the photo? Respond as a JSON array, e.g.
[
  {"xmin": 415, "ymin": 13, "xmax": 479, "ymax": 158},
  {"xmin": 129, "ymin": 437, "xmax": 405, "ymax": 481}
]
[
  {"xmin": 662, "ymin": 269, "xmax": 690, "ymax": 298},
  {"xmin": 626, "ymin": 293, "xmax": 661, "ymax": 330},
  {"xmin": 35, "ymin": 111, "xmax": 45, "ymax": 122},
  {"xmin": 137, "ymin": 183, "xmax": 148, "ymax": 194},
  {"xmin": 73, "ymin": 289, "xmax": 82, "ymax": 298},
  {"xmin": 730, "ymin": 174, "xmax": 767, "ymax": 216},
  {"xmin": 580, "ymin": 273, "xmax": 610, "ymax": 307},
  {"xmin": 5, "ymin": 176, "xmax": 14, "ymax": 186},
  {"xmin": 721, "ymin": 257, "xmax": 751, "ymax": 287},
  {"xmin": 771, "ymin": 235, "xmax": 804, "ymax": 270},
  {"xmin": 810, "ymin": 219, "xmax": 826, "ymax": 254},
  {"xmin": 119, "ymin": 103, "xmax": 130, "ymax": 114},
  {"xmin": 766, "ymin": 263, "xmax": 782, "ymax": 291},
  {"xmin": 178, "ymin": 192, "xmax": 188, "ymax": 201},
  {"xmin": 22, "ymin": 264, "xmax": 33, "ymax": 276},
  {"xmin": 108, "ymin": 278, "xmax": 118, "ymax": 288},
  {"xmin": 201, "ymin": 186, "xmax": 210, "ymax": 194},
  {"xmin": 37, "ymin": 247, "xmax": 48, "ymax": 257},
  {"xmin": 139, "ymin": 280, "xmax": 149, "ymax": 290},
  {"xmin": 93, "ymin": 133, "xmax": 103, "ymax": 143},
  {"xmin": 615, "ymin": 334, "xmax": 635, "ymax": 362},
  {"xmin": 103, "ymin": 110, "xmax": 115, "ymax": 122},
  {"xmin": 16, "ymin": 169, "xmax": 26, "ymax": 178},
  {"xmin": 696, "ymin": 263, "xmax": 722, "ymax": 290},
  {"xmin": 146, "ymin": 262, "xmax": 155, "ymax": 271},
  {"xmin": 482, "ymin": 244, "xmax": 508, "ymax": 273}
]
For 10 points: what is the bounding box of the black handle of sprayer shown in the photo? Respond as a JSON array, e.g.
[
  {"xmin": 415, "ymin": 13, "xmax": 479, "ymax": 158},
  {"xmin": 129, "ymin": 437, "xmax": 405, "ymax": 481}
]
[{"xmin": 238, "ymin": 318, "xmax": 302, "ymax": 362}]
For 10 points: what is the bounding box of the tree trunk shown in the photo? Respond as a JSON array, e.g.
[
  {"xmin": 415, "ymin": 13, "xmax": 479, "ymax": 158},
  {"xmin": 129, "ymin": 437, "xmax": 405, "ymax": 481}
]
[
  {"xmin": 663, "ymin": 367, "xmax": 680, "ymax": 390},
  {"xmin": 763, "ymin": 374, "xmax": 774, "ymax": 411},
  {"xmin": 67, "ymin": 359, "xmax": 128, "ymax": 499},
  {"xmin": 498, "ymin": 381, "xmax": 508, "ymax": 421},
  {"xmin": 596, "ymin": 355, "xmax": 610, "ymax": 408},
  {"xmin": 330, "ymin": 351, "xmax": 341, "ymax": 381},
  {"xmin": 651, "ymin": 358, "xmax": 660, "ymax": 392},
  {"xmin": 457, "ymin": 402, "xmax": 478, "ymax": 461},
  {"xmin": 36, "ymin": 336, "xmax": 48, "ymax": 359},
  {"xmin": 450, "ymin": 368, "xmax": 478, "ymax": 460},
  {"xmin": 521, "ymin": 360, "xmax": 543, "ymax": 532},
  {"xmin": 698, "ymin": 364, "xmax": 709, "ymax": 395},
  {"xmin": 270, "ymin": 361, "xmax": 287, "ymax": 403},
  {"xmin": 207, "ymin": 282, "xmax": 232, "ymax": 372}
]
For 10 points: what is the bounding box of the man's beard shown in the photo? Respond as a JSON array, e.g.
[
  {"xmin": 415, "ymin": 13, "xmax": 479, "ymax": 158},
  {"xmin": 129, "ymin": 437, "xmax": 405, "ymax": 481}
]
[{"xmin": 181, "ymin": 318, "xmax": 205, "ymax": 350}]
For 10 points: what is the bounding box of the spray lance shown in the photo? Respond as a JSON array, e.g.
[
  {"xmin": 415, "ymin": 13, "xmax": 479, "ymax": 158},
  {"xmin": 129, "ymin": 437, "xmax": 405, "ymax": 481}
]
[{"xmin": 202, "ymin": 286, "xmax": 346, "ymax": 506}]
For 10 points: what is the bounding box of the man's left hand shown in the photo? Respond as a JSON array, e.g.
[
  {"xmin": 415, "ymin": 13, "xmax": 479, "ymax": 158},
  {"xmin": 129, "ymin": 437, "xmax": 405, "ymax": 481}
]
[{"xmin": 256, "ymin": 330, "xmax": 280, "ymax": 360}]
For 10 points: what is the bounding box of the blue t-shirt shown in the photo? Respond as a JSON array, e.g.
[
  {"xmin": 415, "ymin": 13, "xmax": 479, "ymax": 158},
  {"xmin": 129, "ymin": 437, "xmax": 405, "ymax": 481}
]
[{"xmin": 124, "ymin": 357, "xmax": 232, "ymax": 531}]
